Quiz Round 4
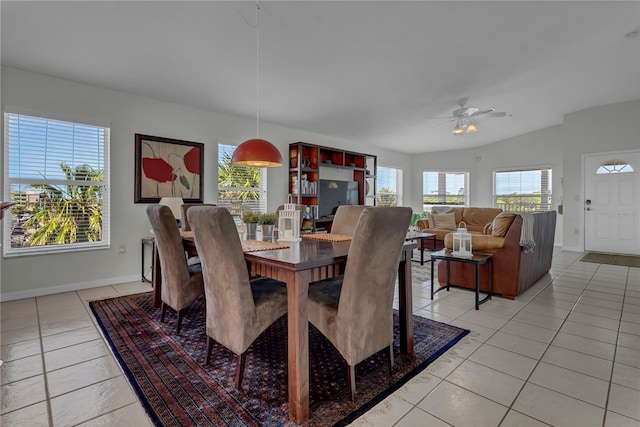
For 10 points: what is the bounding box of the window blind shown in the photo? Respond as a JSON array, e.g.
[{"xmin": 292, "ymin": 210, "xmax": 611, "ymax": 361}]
[
  {"xmin": 4, "ymin": 112, "xmax": 110, "ymax": 256},
  {"xmin": 494, "ymin": 167, "xmax": 552, "ymax": 212},
  {"xmin": 376, "ymin": 166, "xmax": 402, "ymax": 206},
  {"xmin": 217, "ymin": 143, "xmax": 267, "ymax": 213}
]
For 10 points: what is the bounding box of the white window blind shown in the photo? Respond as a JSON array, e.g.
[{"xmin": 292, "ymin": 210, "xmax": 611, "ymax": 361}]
[
  {"xmin": 4, "ymin": 112, "xmax": 110, "ymax": 256},
  {"xmin": 376, "ymin": 166, "xmax": 402, "ymax": 206},
  {"xmin": 494, "ymin": 167, "xmax": 552, "ymax": 212},
  {"xmin": 422, "ymin": 171, "xmax": 467, "ymax": 210},
  {"xmin": 217, "ymin": 143, "xmax": 267, "ymax": 213}
]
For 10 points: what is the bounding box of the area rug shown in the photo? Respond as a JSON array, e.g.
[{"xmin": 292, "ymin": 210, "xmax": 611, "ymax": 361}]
[
  {"xmin": 580, "ymin": 252, "xmax": 640, "ymax": 268},
  {"xmin": 90, "ymin": 292, "xmax": 468, "ymax": 427}
]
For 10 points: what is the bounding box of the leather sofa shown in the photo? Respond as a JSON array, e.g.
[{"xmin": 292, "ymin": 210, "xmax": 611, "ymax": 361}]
[{"xmin": 436, "ymin": 210, "xmax": 557, "ymax": 300}]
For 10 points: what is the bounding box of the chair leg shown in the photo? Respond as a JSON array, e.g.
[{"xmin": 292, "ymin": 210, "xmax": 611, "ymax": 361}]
[
  {"xmin": 345, "ymin": 363, "xmax": 356, "ymax": 402},
  {"xmin": 235, "ymin": 352, "xmax": 247, "ymax": 390},
  {"xmin": 204, "ymin": 336, "xmax": 214, "ymax": 365},
  {"xmin": 160, "ymin": 303, "xmax": 167, "ymax": 323},
  {"xmin": 176, "ymin": 309, "xmax": 184, "ymax": 335},
  {"xmin": 387, "ymin": 344, "xmax": 394, "ymax": 375}
]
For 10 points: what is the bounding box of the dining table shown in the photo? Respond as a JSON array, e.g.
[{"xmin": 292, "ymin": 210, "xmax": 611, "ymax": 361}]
[{"xmin": 151, "ymin": 232, "xmax": 417, "ymax": 424}]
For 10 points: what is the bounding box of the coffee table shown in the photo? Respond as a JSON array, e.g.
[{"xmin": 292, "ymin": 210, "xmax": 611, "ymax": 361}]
[
  {"xmin": 405, "ymin": 232, "xmax": 436, "ymax": 265},
  {"xmin": 430, "ymin": 249, "xmax": 493, "ymax": 310}
]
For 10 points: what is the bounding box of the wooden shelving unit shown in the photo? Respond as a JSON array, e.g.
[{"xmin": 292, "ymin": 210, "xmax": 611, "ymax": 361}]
[{"xmin": 288, "ymin": 142, "xmax": 377, "ymax": 230}]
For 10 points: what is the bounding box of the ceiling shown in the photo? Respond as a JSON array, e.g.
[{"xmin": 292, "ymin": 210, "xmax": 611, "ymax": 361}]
[{"xmin": 1, "ymin": 1, "xmax": 639, "ymax": 154}]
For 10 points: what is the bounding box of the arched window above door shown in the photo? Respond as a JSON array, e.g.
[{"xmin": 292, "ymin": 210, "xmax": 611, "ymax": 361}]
[{"xmin": 596, "ymin": 159, "xmax": 634, "ymax": 174}]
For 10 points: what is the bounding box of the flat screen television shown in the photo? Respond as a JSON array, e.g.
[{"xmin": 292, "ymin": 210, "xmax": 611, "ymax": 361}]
[{"xmin": 318, "ymin": 179, "xmax": 359, "ymax": 217}]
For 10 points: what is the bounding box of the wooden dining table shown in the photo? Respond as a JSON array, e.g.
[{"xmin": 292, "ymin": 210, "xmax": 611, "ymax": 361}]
[{"xmin": 152, "ymin": 234, "xmax": 417, "ymax": 424}]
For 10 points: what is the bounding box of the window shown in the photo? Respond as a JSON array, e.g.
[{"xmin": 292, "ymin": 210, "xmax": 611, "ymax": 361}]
[
  {"xmin": 596, "ymin": 159, "xmax": 634, "ymax": 174},
  {"xmin": 376, "ymin": 166, "xmax": 402, "ymax": 206},
  {"xmin": 494, "ymin": 167, "xmax": 552, "ymax": 212},
  {"xmin": 4, "ymin": 112, "xmax": 110, "ymax": 256},
  {"xmin": 422, "ymin": 171, "xmax": 468, "ymax": 211},
  {"xmin": 217, "ymin": 143, "xmax": 267, "ymax": 212}
]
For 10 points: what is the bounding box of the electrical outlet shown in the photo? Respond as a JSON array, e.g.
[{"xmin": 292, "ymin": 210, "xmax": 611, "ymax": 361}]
[{"xmin": 119, "ymin": 244, "xmax": 126, "ymax": 253}]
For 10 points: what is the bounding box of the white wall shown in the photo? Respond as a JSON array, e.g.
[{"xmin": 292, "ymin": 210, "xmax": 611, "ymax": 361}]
[
  {"xmin": 2, "ymin": 67, "xmax": 637, "ymax": 300},
  {"xmin": 408, "ymin": 100, "xmax": 640, "ymax": 250},
  {"xmin": 0, "ymin": 67, "xmax": 409, "ymax": 300}
]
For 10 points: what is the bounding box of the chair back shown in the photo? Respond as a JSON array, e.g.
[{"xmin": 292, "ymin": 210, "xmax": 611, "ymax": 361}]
[
  {"xmin": 181, "ymin": 203, "xmax": 216, "ymax": 231},
  {"xmin": 337, "ymin": 206, "xmax": 412, "ymax": 363},
  {"xmin": 146, "ymin": 205, "xmax": 191, "ymax": 308},
  {"xmin": 187, "ymin": 206, "xmax": 256, "ymax": 354},
  {"xmin": 331, "ymin": 205, "xmax": 366, "ymax": 235}
]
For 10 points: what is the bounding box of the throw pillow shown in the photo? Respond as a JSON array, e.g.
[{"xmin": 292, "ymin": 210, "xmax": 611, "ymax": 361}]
[
  {"xmin": 432, "ymin": 212, "xmax": 457, "ymax": 230},
  {"xmin": 491, "ymin": 212, "xmax": 517, "ymax": 237}
]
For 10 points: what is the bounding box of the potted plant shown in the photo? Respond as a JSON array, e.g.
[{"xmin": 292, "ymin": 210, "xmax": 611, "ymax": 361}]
[
  {"xmin": 242, "ymin": 211, "xmax": 260, "ymax": 236},
  {"xmin": 258, "ymin": 212, "xmax": 278, "ymax": 237}
]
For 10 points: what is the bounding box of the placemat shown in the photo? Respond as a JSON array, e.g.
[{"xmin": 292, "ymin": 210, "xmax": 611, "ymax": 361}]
[
  {"xmin": 301, "ymin": 233, "xmax": 352, "ymax": 242},
  {"xmin": 241, "ymin": 239, "xmax": 290, "ymax": 252}
]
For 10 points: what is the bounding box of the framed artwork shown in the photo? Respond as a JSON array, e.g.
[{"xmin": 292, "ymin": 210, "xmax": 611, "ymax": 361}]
[{"xmin": 134, "ymin": 134, "xmax": 204, "ymax": 203}]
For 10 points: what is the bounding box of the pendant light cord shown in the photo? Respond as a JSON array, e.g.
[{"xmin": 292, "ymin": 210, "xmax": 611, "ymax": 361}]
[{"xmin": 255, "ymin": 1, "xmax": 260, "ymax": 139}]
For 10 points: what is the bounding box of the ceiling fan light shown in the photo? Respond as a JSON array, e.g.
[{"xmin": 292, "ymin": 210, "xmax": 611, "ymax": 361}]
[
  {"xmin": 466, "ymin": 122, "xmax": 478, "ymax": 133},
  {"xmin": 453, "ymin": 120, "xmax": 464, "ymax": 135}
]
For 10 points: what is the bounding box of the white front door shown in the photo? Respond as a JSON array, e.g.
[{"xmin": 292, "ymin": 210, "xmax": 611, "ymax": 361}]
[{"xmin": 584, "ymin": 150, "xmax": 640, "ymax": 255}]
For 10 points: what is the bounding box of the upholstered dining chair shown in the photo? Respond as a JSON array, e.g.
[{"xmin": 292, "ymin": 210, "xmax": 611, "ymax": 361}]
[
  {"xmin": 307, "ymin": 206, "xmax": 412, "ymax": 401},
  {"xmin": 181, "ymin": 203, "xmax": 216, "ymax": 231},
  {"xmin": 330, "ymin": 205, "xmax": 366, "ymax": 235},
  {"xmin": 146, "ymin": 205, "xmax": 204, "ymax": 335},
  {"xmin": 187, "ymin": 206, "xmax": 289, "ymax": 389}
]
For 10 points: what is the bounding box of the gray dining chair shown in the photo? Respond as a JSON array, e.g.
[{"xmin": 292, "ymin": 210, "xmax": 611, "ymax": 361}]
[
  {"xmin": 146, "ymin": 205, "xmax": 204, "ymax": 335},
  {"xmin": 181, "ymin": 203, "xmax": 216, "ymax": 231},
  {"xmin": 307, "ymin": 206, "xmax": 412, "ymax": 401},
  {"xmin": 330, "ymin": 205, "xmax": 366, "ymax": 235},
  {"xmin": 187, "ymin": 206, "xmax": 289, "ymax": 389}
]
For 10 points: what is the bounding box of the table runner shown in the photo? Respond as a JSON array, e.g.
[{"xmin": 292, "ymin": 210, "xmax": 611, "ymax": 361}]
[{"xmin": 181, "ymin": 232, "xmax": 290, "ymax": 252}]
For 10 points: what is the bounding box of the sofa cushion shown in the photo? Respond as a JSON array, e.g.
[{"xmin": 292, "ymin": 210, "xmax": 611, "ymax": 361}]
[
  {"xmin": 491, "ymin": 212, "xmax": 517, "ymax": 237},
  {"xmin": 444, "ymin": 233, "xmax": 506, "ymax": 251},
  {"xmin": 431, "ymin": 213, "xmax": 457, "ymax": 230},
  {"xmin": 461, "ymin": 207, "xmax": 502, "ymax": 228}
]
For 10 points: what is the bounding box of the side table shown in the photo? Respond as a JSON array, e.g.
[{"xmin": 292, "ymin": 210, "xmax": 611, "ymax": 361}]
[
  {"xmin": 405, "ymin": 232, "xmax": 436, "ymax": 265},
  {"xmin": 430, "ymin": 249, "xmax": 493, "ymax": 310},
  {"xmin": 141, "ymin": 237, "xmax": 155, "ymax": 284}
]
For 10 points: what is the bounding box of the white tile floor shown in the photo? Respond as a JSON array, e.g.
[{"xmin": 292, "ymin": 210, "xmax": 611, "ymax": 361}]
[{"xmin": 1, "ymin": 250, "xmax": 639, "ymax": 426}]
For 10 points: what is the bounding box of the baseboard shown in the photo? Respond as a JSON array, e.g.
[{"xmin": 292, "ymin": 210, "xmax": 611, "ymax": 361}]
[
  {"xmin": 0, "ymin": 274, "xmax": 140, "ymax": 302},
  {"xmin": 560, "ymin": 245, "xmax": 583, "ymax": 253}
]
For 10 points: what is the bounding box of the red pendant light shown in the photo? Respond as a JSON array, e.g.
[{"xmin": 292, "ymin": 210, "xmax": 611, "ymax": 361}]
[
  {"xmin": 232, "ymin": 138, "xmax": 283, "ymax": 167},
  {"xmin": 232, "ymin": 2, "xmax": 282, "ymax": 168}
]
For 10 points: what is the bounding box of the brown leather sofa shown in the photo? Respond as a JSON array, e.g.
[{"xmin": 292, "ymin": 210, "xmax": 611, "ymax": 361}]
[{"xmin": 436, "ymin": 210, "xmax": 557, "ymax": 300}]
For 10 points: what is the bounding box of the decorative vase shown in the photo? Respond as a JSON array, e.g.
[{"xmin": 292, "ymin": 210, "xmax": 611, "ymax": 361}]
[
  {"xmin": 261, "ymin": 224, "xmax": 274, "ymax": 238},
  {"xmin": 246, "ymin": 223, "xmax": 257, "ymax": 237}
]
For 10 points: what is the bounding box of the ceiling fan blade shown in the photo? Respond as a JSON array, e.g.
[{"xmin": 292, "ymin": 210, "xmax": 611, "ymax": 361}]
[
  {"xmin": 484, "ymin": 112, "xmax": 507, "ymax": 117},
  {"xmin": 471, "ymin": 108, "xmax": 495, "ymax": 116},
  {"xmin": 430, "ymin": 119, "xmax": 455, "ymax": 129}
]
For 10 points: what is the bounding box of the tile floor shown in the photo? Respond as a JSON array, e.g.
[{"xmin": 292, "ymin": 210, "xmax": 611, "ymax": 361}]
[{"xmin": 1, "ymin": 250, "xmax": 639, "ymax": 426}]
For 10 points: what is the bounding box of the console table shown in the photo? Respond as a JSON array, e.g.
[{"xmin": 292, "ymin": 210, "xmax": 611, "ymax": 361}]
[{"xmin": 430, "ymin": 250, "xmax": 493, "ymax": 310}]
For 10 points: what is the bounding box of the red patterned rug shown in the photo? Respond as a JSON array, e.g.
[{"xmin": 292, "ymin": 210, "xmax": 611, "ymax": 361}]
[{"xmin": 90, "ymin": 292, "xmax": 468, "ymax": 426}]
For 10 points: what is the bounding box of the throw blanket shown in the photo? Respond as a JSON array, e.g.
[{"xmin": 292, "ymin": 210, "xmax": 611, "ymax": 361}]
[{"xmin": 519, "ymin": 213, "xmax": 536, "ymax": 253}]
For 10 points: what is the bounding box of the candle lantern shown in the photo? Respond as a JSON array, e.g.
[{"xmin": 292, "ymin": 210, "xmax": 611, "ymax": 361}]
[
  {"xmin": 278, "ymin": 196, "xmax": 301, "ymax": 243},
  {"xmin": 452, "ymin": 221, "xmax": 473, "ymax": 257}
]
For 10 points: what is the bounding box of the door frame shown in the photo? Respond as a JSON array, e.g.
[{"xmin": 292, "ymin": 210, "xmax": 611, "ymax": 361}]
[{"xmin": 582, "ymin": 148, "xmax": 640, "ymax": 253}]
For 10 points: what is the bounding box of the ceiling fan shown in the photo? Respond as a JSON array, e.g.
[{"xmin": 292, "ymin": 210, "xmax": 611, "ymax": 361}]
[{"xmin": 436, "ymin": 98, "xmax": 509, "ymax": 135}]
